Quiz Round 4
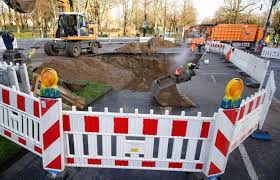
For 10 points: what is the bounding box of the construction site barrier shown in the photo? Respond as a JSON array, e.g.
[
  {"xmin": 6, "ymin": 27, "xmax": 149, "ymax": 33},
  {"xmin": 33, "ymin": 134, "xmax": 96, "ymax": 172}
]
[
  {"xmin": 0, "ymin": 83, "xmax": 42, "ymax": 156},
  {"xmin": 206, "ymin": 41, "xmax": 225, "ymax": 55},
  {"xmin": 206, "ymin": 41, "xmax": 270, "ymax": 89},
  {"xmin": 0, "ymin": 62, "xmax": 31, "ymax": 93},
  {"xmin": 0, "ymin": 37, "xmax": 18, "ymax": 51},
  {"xmin": 261, "ymin": 47, "xmax": 280, "ymax": 60},
  {"xmin": 0, "ymin": 62, "xmax": 276, "ymax": 178}
]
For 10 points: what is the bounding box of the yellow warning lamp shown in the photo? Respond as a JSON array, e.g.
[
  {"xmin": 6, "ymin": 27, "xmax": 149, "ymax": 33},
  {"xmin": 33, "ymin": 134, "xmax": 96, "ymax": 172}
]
[
  {"xmin": 40, "ymin": 68, "xmax": 59, "ymax": 98},
  {"xmin": 221, "ymin": 78, "xmax": 243, "ymax": 109},
  {"xmin": 41, "ymin": 68, "xmax": 58, "ymax": 88},
  {"xmin": 225, "ymin": 78, "xmax": 244, "ymax": 99}
]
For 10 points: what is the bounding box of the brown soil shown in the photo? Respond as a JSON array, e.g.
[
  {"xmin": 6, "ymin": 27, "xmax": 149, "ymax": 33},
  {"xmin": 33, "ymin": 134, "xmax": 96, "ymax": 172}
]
[
  {"xmin": 116, "ymin": 42, "xmax": 156, "ymax": 55},
  {"xmin": 38, "ymin": 54, "xmax": 173, "ymax": 91},
  {"xmin": 116, "ymin": 37, "xmax": 175, "ymax": 54},
  {"xmin": 148, "ymin": 37, "xmax": 176, "ymax": 48}
]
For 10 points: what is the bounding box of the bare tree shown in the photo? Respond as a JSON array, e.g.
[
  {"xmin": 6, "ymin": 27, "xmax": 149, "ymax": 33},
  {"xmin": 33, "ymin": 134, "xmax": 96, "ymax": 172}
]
[
  {"xmin": 163, "ymin": 0, "xmax": 167, "ymax": 33},
  {"xmin": 132, "ymin": 0, "xmax": 142, "ymax": 32},
  {"xmin": 84, "ymin": 0, "xmax": 117, "ymax": 35},
  {"xmin": 121, "ymin": 0, "xmax": 135, "ymax": 36},
  {"xmin": 272, "ymin": 7, "xmax": 280, "ymax": 45},
  {"xmin": 0, "ymin": 4, "xmax": 7, "ymax": 29},
  {"xmin": 151, "ymin": 0, "xmax": 163, "ymax": 28},
  {"xmin": 180, "ymin": 0, "xmax": 197, "ymax": 28},
  {"xmin": 215, "ymin": 0, "xmax": 257, "ymax": 24}
]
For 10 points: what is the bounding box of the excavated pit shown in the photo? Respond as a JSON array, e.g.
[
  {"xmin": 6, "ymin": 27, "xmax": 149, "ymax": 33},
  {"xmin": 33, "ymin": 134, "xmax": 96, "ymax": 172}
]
[
  {"xmin": 38, "ymin": 50, "xmax": 201, "ymax": 107},
  {"xmin": 38, "ymin": 54, "xmax": 174, "ymax": 91}
]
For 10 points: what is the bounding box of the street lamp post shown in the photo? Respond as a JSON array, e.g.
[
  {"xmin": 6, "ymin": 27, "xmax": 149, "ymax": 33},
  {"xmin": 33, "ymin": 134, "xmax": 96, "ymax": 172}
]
[{"xmin": 263, "ymin": 0, "xmax": 279, "ymax": 38}]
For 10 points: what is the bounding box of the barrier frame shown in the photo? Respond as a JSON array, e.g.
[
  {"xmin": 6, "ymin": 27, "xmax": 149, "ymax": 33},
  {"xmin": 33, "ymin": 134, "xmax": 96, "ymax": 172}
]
[{"xmin": 0, "ymin": 62, "xmax": 276, "ymax": 179}]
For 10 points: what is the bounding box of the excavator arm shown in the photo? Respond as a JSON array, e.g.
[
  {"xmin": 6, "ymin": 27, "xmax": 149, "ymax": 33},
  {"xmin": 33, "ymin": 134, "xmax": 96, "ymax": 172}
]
[
  {"xmin": 3, "ymin": 0, "xmax": 36, "ymax": 13},
  {"xmin": 3, "ymin": 0, "xmax": 73, "ymax": 13}
]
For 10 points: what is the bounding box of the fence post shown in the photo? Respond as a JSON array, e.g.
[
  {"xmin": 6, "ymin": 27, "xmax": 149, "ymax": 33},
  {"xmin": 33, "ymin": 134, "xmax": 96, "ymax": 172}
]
[
  {"xmin": 7, "ymin": 65, "xmax": 20, "ymax": 90},
  {"xmin": 18, "ymin": 64, "xmax": 31, "ymax": 94},
  {"xmin": 259, "ymin": 71, "xmax": 276, "ymax": 129},
  {"xmin": 259, "ymin": 60, "xmax": 270, "ymax": 91},
  {"xmin": 40, "ymin": 97, "xmax": 65, "ymax": 175},
  {"xmin": 204, "ymin": 108, "xmax": 239, "ymax": 178}
]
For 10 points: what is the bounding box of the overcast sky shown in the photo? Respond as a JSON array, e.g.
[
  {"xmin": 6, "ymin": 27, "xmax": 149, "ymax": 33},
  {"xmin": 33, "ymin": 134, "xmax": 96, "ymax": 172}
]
[
  {"xmin": 191, "ymin": 0, "xmax": 224, "ymax": 22},
  {"xmin": 191, "ymin": 0, "xmax": 271, "ymax": 23}
]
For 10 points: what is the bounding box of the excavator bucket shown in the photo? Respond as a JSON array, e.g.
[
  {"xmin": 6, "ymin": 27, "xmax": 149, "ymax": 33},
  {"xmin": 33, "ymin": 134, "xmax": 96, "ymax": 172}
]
[
  {"xmin": 151, "ymin": 75, "xmax": 195, "ymax": 107},
  {"xmin": 151, "ymin": 52, "xmax": 205, "ymax": 107},
  {"xmin": 3, "ymin": 0, "xmax": 36, "ymax": 13}
]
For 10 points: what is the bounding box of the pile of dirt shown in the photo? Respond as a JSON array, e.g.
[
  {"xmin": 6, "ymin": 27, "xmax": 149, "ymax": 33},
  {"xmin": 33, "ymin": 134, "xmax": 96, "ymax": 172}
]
[
  {"xmin": 38, "ymin": 56, "xmax": 135, "ymax": 90},
  {"xmin": 115, "ymin": 37, "xmax": 176, "ymax": 54},
  {"xmin": 148, "ymin": 37, "xmax": 176, "ymax": 48},
  {"xmin": 38, "ymin": 54, "xmax": 173, "ymax": 91},
  {"xmin": 116, "ymin": 42, "xmax": 156, "ymax": 55},
  {"xmin": 99, "ymin": 54, "xmax": 172, "ymax": 90}
]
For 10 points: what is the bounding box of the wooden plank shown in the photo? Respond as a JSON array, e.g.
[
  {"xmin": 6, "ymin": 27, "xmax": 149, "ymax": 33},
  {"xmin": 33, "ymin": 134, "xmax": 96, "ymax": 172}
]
[
  {"xmin": 31, "ymin": 74, "xmax": 41, "ymax": 93},
  {"xmin": 59, "ymin": 86, "xmax": 86, "ymax": 105}
]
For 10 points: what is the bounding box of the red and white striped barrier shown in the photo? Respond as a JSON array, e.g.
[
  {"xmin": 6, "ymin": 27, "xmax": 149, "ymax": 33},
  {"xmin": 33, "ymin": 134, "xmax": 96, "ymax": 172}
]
[
  {"xmin": 0, "ymin": 126, "xmax": 42, "ymax": 156},
  {"xmin": 63, "ymin": 108, "xmax": 213, "ymax": 172},
  {"xmin": 40, "ymin": 98, "xmax": 64, "ymax": 173},
  {"xmin": 0, "ymin": 85, "xmax": 40, "ymax": 118},
  {"xmin": 206, "ymin": 41, "xmax": 270, "ymax": 90},
  {"xmin": 205, "ymin": 90, "xmax": 266, "ymax": 177},
  {"xmin": 230, "ymin": 90, "xmax": 266, "ymax": 151},
  {"xmin": 0, "ymin": 63, "xmax": 276, "ymax": 178},
  {"xmin": 205, "ymin": 108, "xmax": 238, "ymax": 176},
  {"xmin": 206, "ymin": 41, "xmax": 225, "ymax": 54},
  {"xmin": 230, "ymin": 48, "xmax": 270, "ymax": 89},
  {"xmin": 0, "ymin": 83, "xmax": 43, "ymax": 156}
]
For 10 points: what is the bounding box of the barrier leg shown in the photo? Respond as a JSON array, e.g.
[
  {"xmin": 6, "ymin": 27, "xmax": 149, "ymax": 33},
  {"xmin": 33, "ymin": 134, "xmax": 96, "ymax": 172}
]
[
  {"xmin": 208, "ymin": 175, "xmax": 223, "ymax": 180},
  {"xmin": 250, "ymin": 71, "xmax": 276, "ymax": 141},
  {"xmin": 250, "ymin": 129, "xmax": 272, "ymax": 141}
]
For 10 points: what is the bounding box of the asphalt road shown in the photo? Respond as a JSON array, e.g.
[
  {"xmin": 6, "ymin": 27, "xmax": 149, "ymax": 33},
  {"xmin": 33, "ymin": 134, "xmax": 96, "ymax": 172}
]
[{"xmin": 0, "ymin": 41, "xmax": 279, "ymax": 180}]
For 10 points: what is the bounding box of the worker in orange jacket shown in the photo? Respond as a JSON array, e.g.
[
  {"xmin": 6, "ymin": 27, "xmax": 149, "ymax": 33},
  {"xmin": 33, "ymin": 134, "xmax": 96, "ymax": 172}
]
[
  {"xmin": 175, "ymin": 65, "xmax": 183, "ymax": 83},
  {"xmin": 197, "ymin": 36, "xmax": 205, "ymax": 52},
  {"xmin": 191, "ymin": 37, "xmax": 197, "ymax": 52}
]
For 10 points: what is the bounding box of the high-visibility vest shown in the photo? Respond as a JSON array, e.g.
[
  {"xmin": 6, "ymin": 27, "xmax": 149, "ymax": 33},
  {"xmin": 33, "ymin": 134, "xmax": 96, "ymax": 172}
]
[
  {"xmin": 264, "ymin": 36, "xmax": 269, "ymax": 43},
  {"xmin": 191, "ymin": 38, "xmax": 198, "ymax": 44},
  {"xmin": 198, "ymin": 37, "xmax": 205, "ymax": 45}
]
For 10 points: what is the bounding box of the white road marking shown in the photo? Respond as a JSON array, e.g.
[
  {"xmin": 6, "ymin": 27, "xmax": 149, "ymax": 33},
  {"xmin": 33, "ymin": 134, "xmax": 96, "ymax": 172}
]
[
  {"xmin": 211, "ymin": 74, "xmax": 217, "ymax": 83},
  {"xmin": 238, "ymin": 143, "xmax": 259, "ymax": 180}
]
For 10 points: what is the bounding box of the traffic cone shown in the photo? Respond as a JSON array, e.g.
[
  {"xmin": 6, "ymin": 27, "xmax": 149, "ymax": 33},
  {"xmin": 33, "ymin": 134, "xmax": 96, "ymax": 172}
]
[{"xmin": 223, "ymin": 48, "xmax": 232, "ymax": 63}]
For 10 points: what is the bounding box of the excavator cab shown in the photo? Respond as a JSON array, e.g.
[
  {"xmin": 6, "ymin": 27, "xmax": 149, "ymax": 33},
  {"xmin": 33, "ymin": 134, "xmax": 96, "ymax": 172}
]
[
  {"xmin": 44, "ymin": 12, "xmax": 100, "ymax": 57},
  {"xmin": 55, "ymin": 12, "xmax": 97, "ymax": 39}
]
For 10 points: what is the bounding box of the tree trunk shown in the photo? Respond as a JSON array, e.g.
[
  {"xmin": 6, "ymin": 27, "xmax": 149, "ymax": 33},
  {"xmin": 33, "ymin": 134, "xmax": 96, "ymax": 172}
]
[
  {"xmin": 163, "ymin": 0, "xmax": 167, "ymax": 34},
  {"xmin": 1, "ymin": 5, "xmax": 6, "ymax": 29},
  {"xmin": 8, "ymin": 7, "xmax": 12, "ymax": 30},
  {"xmin": 15, "ymin": 12, "xmax": 21, "ymax": 33},
  {"xmin": 50, "ymin": 0, "xmax": 57, "ymax": 37}
]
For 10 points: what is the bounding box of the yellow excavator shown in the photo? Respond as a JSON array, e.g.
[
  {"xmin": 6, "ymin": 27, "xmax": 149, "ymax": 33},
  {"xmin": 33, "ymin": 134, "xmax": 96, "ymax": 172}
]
[{"xmin": 3, "ymin": 0, "xmax": 101, "ymax": 57}]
